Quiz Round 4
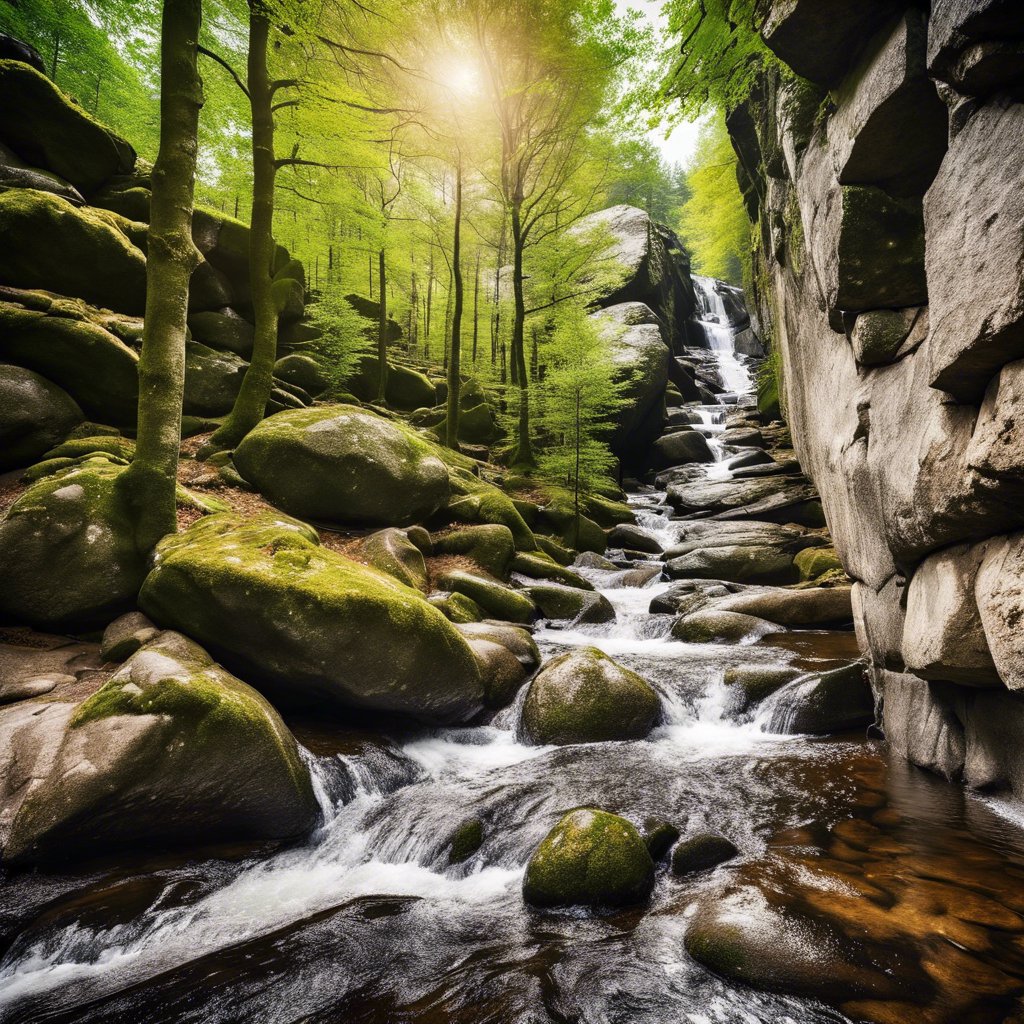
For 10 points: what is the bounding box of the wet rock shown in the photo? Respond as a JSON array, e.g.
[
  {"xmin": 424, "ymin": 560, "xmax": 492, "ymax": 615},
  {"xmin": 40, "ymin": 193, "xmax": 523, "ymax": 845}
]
[
  {"xmin": 521, "ymin": 647, "xmax": 660, "ymax": 746},
  {"xmin": 715, "ymin": 586, "xmax": 853, "ymax": 628},
  {"xmin": 100, "ymin": 612, "xmax": 160, "ymax": 663},
  {"xmin": 0, "ymin": 459, "xmax": 145, "ymax": 631},
  {"xmin": 0, "ymin": 364, "xmax": 83, "ymax": 471},
  {"xmin": 881, "ymin": 672, "xmax": 966, "ymax": 780},
  {"xmin": 234, "ymin": 405, "xmax": 450, "ymax": 528},
  {"xmin": 642, "ymin": 818, "xmax": 680, "ymax": 860},
  {"xmin": 436, "ymin": 570, "xmax": 536, "ymax": 624},
  {"xmin": 139, "ymin": 512, "xmax": 486, "ymax": 724},
  {"xmin": 526, "ymin": 584, "xmax": 615, "ymax": 624},
  {"xmin": 672, "ymin": 609, "xmax": 784, "ymax": 644},
  {"xmin": 718, "ymin": 427, "xmax": 765, "ymax": 448},
  {"xmin": 511, "ymin": 551, "xmax": 594, "ymax": 589},
  {"xmin": 767, "ymin": 663, "xmax": 874, "ymax": 736},
  {"xmin": 926, "ymin": 97, "xmax": 1024, "ymax": 402},
  {"xmin": 523, "ymin": 808, "xmax": 655, "ymax": 909},
  {"xmin": 0, "ymin": 59, "xmax": 135, "ymax": 192},
  {"xmin": 666, "ymin": 543, "xmax": 800, "ymax": 586},
  {"xmin": 448, "ymin": 818, "xmax": 484, "ymax": 864},
  {"xmin": 671, "ymin": 833, "xmax": 738, "ymax": 875},
  {"xmin": 454, "ymin": 622, "xmax": 540, "ymax": 672},
  {"xmin": 724, "ymin": 665, "xmax": 803, "ymax": 713},
  {"xmin": 465, "ymin": 637, "xmax": 528, "ymax": 708},
  {"xmin": 0, "ymin": 631, "xmax": 318, "ymax": 865},
  {"xmin": 607, "ymin": 524, "xmax": 662, "ymax": 554},
  {"xmin": 574, "ymin": 551, "xmax": 618, "ymax": 571},
  {"xmin": 649, "ymin": 429, "xmax": 714, "ymax": 469}
]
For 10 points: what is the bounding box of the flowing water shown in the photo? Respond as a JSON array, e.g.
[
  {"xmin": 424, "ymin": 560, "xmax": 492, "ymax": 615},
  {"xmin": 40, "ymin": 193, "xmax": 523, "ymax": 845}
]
[{"xmin": 5, "ymin": 289, "xmax": 1024, "ymax": 1023}]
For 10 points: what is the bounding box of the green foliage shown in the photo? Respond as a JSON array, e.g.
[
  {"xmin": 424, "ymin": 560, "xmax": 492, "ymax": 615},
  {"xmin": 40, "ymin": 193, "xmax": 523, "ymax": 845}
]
[
  {"xmin": 657, "ymin": 0, "xmax": 777, "ymax": 121},
  {"xmin": 536, "ymin": 303, "xmax": 631, "ymax": 539},
  {"xmin": 677, "ymin": 115, "xmax": 750, "ymax": 284},
  {"xmin": 308, "ymin": 289, "xmax": 373, "ymax": 397},
  {"xmin": 602, "ymin": 136, "xmax": 691, "ymax": 224}
]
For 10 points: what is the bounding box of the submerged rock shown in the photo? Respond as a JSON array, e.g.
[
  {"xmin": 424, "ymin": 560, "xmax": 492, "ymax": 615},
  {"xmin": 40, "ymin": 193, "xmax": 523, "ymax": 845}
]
[
  {"xmin": 523, "ymin": 808, "xmax": 655, "ymax": 909},
  {"xmin": 448, "ymin": 818, "xmax": 484, "ymax": 864},
  {"xmin": 671, "ymin": 833, "xmax": 738, "ymax": 875},
  {"xmin": 139, "ymin": 512, "xmax": 486, "ymax": 724},
  {"xmin": 1, "ymin": 631, "xmax": 318, "ymax": 865},
  {"xmin": 234, "ymin": 405, "xmax": 450, "ymax": 527},
  {"xmin": 520, "ymin": 647, "xmax": 660, "ymax": 746}
]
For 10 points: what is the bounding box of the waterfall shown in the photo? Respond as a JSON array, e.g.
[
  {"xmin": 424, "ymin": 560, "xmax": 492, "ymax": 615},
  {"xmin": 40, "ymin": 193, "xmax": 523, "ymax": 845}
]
[{"xmin": 690, "ymin": 275, "xmax": 756, "ymax": 398}]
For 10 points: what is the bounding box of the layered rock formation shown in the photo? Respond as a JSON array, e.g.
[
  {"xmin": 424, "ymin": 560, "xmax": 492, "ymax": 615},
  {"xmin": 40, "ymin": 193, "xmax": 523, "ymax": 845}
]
[{"xmin": 730, "ymin": 0, "xmax": 1024, "ymax": 796}]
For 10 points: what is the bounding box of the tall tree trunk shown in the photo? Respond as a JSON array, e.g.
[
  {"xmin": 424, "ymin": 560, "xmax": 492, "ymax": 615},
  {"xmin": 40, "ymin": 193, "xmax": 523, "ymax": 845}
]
[
  {"xmin": 376, "ymin": 248, "xmax": 388, "ymax": 402},
  {"xmin": 206, "ymin": 4, "xmax": 279, "ymax": 452},
  {"xmin": 121, "ymin": 0, "xmax": 203, "ymax": 553},
  {"xmin": 510, "ymin": 202, "xmax": 531, "ymax": 465},
  {"xmin": 443, "ymin": 270, "xmax": 453, "ymax": 372},
  {"xmin": 425, "ymin": 250, "xmax": 434, "ymax": 358},
  {"xmin": 472, "ymin": 248, "xmax": 480, "ymax": 363},
  {"xmin": 445, "ymin": 158, "xmax": 463, "ymax": 450},
  {"xmin": 491, "ymin": 219, "xmax": 505, "ymax": 366}
]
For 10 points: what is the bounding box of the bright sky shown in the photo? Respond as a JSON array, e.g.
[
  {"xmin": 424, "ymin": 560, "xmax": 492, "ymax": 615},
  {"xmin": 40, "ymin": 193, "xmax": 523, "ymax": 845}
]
[{"xmin": 615, "ymin": 0, "xmax": 705, "ymax": 169}]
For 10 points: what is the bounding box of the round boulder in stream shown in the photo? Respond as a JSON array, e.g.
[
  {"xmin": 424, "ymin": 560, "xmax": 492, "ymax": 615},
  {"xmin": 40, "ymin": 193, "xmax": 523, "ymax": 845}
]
[
  {"xmin": 520, "ymin": 647, "xmax": 660, "ymax": 745},
  {"xmin": 523, "ymin": 808, "xmax": 655, "ymax": 909}
]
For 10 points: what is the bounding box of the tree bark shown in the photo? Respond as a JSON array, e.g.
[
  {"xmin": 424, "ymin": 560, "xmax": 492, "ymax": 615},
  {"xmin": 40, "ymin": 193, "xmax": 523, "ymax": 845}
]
[
  {"xmin": 472, "ymin": 248, "xmax": 480, "ymax": 363},
  {"xmin": 445, "ymin": 158, "xmax": 464, "ymax": 449},
  {"xmin": 376, "ymin": 248, "xmax": 388, "ymax": 402},
  {"xmin": 510, "ymin": 200, "xmax": 532, "ymax": 465},
  {"xmin": 121, "ymin": 0, "xmax": 203, "ymax": 553},
  {"xmin": 425, "ymin": 249, "xmax": 434, "ymax": 358},
  {"xmin": 206, "ymin": 3, "xmax": 280, "ymax": 452}
]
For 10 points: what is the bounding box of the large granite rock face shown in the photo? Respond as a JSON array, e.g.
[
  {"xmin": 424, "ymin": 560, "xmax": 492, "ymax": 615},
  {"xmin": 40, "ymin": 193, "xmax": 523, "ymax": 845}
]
[{"xmin": 729, "ymin": 9, "xmax": 1024, "ymax": 799}]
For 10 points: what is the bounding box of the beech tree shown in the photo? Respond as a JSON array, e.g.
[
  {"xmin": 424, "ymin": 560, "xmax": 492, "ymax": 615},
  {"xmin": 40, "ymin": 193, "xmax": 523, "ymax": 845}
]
[{"xmin": 119, "ymin": 0, "xmax": 203, "ymax": 552}]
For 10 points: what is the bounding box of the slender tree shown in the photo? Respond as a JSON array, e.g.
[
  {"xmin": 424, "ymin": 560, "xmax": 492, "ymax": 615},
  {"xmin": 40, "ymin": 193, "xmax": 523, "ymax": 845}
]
[
  {"xmin": 445, "ymin": 151, "xmax": 464, "ymax": 448},
  {"xmin": 120, "ymin": 0, "xmax": 203, "ymax": 553}
]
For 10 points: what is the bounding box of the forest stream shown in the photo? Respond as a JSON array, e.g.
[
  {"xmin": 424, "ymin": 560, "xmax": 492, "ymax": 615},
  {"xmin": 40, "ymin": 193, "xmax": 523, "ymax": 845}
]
[{"xmin": 7, "ymin": 299, "xmax": 1024, "ymax": 1024}]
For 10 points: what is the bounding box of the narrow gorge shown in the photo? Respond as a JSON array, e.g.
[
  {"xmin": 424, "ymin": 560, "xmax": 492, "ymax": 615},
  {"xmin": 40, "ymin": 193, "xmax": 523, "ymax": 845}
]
[{"xmin": 0, "ymin": 2, "xmax": 1023, "ymax": 1023}]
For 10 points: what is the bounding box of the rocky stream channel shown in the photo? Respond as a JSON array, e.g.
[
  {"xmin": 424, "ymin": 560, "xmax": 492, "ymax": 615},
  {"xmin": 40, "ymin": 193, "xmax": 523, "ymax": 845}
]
[{"xmin": 6, "ymin": 284, "xmax": 1024, "ymax": 1024}]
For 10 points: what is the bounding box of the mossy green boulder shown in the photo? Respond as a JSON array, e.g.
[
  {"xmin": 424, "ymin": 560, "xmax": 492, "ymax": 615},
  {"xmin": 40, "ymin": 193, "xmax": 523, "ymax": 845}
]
[
  {"xmin": 274, "ymin": 353, "xmax": 327, "ymax": 395},
  {"xmin": 526, "ymin": 584, "xmax": 615, "ymax": 624},
  {"xmin": 523, "ymin": 808, "xmax": 655, "ymax": 909},
  {"xmin": 510, "ymin": 551, "xmax": 595, "ymax": 590},
  {"xmin": 139, "ymin": 512, "xmax": 486, "ymax": 723},
  {"xmin": 520, "ymin": 647, "xmax": 660, "ymax": 746},
  {"xmin": 455, "ymin": 622, "xmax": 540, "ymax": 672},
  {"xmin": 2, "ymin": 631, "xmax": 318, "ymax": 864},
  {"xmin": 0, "ymin": 298, "xmax": 140, "ymax": 424},
  {"xmin": 233, "ymin": 405, "xmax": 450, "ymax": 527},
  {"xmin": 189, "ymin": 309, "xmax": 255, "ymax": 358},
  {"xmin": 0, "ymin": 190, "xmax": 146, "ymax": 314},
  {"xmin": 435, "ymin": 569, "xmax": 537, "ymax": 624},
  {"xmin": 0, "ymin": 60, "xmax": 135, "ymax": 192},
  {"xmin": 0, "ymin": 364, "xmax": 83, "ymax": 471},
  {"xmin": 358, "ymin": 527, "xmax": 428, "ymax": 591},
  {"xmin": 432, "ymin": 524, "xmax": 515, "ymax": 577},
  {"xmin": 793, "ymin": 545, "xmax": 843, "ymax": 581},
  {"xmin": 428, "ymin": 591, "xmax": 484, "ymax": 623},
  {"xmin": 346, "ymin": 356, "xmax": 435, "ymax": 410},
  {"xmin": 448, "ymin": 818, "xmax": 484, "ymax": 864},
  {"xmin": 0, "ymin": 459, "xmax": 145, "ymax": 631}
]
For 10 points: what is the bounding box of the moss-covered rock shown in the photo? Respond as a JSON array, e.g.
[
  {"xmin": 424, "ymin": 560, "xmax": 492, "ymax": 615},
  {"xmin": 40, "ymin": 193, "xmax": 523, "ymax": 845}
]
[
  {"xmin": 2, "ymin": 631, "xmax": 318, "ymax": 864},
  {"xmin": 139, "ymin": 512, "xmax": 485, "ymax": 723},
  {"xmin": 0, "ymin": 459, "xmax": 145, "ymax": 631},
  {"xmin": 671, "ymin": 609, "xmax": 784, "ymax": 644},
  {"xmin": 539, "ymin": 506, "xmax": 607, "ymax": 554},
  {"xmin": 183, "ymin": 341, "xmax": 304, "ymax": 418},
  {"xmin": 523, "ymin": 808, "xmax": 655, "ymax": 909},
  {"xmin": 43, "ymin": 434, "xmax": 135, "ymax": 462},
  {"xmin": 346, "ymin": 356, "xmax": 435, "ymax": 410},
  {"xmin": 0, "ymin": 190, "xmax": 146, "ymax": 314},
  {"xmin": 100, "ymin": 611, "xmax": 160, "ymax": 662},
  {"xmin": 0, "ymin": 364, "xmax": 83, "ymax": 471},
  {"xmin": 723, "ymin": 664, "xmax": 802, "ymax": 713},
  {"xmin": 671, "ymin": 833, "xmax": 738, "ymax": 875},
  {"xmin": 526, "ymin": 584, "xmax": 615, "ymax": 624},
  {"xmin": 448, "ymin": 818, "xmax": 484, "ymax": 864},
  {"xmin": 643, "ymin": 818, "xmax": 681, "ymax": 860},
  {"xmin": 0, "ymin": 60, "xmax": 135, "ymax": 192},
  {"xmin": 358, "ymin": 527, "xmax": 428, "ymax": 591},
  {"xmin": 535, "ymin": 535, "xmax": 574, "ymax": 565},
  {"xmin": 441, "ymin": 468, "xmax": 538, "ymax": 551},
  {"xmin": 0, "ymin": 297, "xmax": 140, "ymax": 424},
  {"xmin": 764, "ymin": 663, "xmax": 874, "ymax": 736},
  {"xmin": 188, "ymin": 309, "xmax": 254, "ymax": 358},
  {"xmin": 274, "ymin": 353, "xmax": 327, "ymax": 396},
  {"xmin": 793, "ymin": 545, "xmax": 843, "ymax": 580},
  {"xmin": 435, "ymin": 569, "xmax": 537, "ymax": 624},
  {"xmin": 464, "ymin": 636, "xmax": 529, "ymax": 708},
  {"xmin": 455, "ymin": 621, "xmax": 540, "ymax": 671},
  {"xmin": 510, "ymin": 551, "xmax": 595, "ymax": 590},
  {"xmin": 428, "ymin": 591, "xmax": 484, "ymax": 623},
  {"xmin": 233, "ymin": 405, "xmax": 451, "ymax": 527},
  {"xmin": 520, "ymin": 647, "xmax": 660, "ymax": 746},
  {"xmin": 432, "ymin": 524, "xmax": 515, "ymax": 577}
]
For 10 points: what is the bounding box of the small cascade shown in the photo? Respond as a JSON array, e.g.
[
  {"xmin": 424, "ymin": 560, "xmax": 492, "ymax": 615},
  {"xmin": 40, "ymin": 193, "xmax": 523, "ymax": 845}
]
[{"xmin": 689, "ymin": 275, "xmax": 757, "ymax": 397}]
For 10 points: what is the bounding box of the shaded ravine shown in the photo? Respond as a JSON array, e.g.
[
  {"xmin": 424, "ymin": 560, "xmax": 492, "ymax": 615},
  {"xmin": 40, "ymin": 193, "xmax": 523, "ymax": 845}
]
[{"xmin": 5, "ymin": 287, "xmax": 1024, "ymax": 1023}]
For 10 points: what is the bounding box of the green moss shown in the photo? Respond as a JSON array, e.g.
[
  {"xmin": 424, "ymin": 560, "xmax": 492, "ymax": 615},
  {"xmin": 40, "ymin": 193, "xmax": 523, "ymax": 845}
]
[
  {"xmin": 428, "ymin": 591, "xmax": 484, "ymax": 623},
  {"xmin": 360, "ymin": 528, "xmax": 428, "ymax": 591},
  {"xmin": 432, "ymin": 525, "xmax": 515, "ymax": 577},
  {"xmin": 521, "ymin": 647, "xmax": 660, "ymax": 746},
  {"xmin": 436, "ymin": 569, "xmax": 536, "ymax": 623},
  {"xmin": 448, "ymin": 818, "xmax": 484, "ymax": 864},
  {"xmin": 523, "ymin": 808, "xmax": 655, "ymax": 909},
  {"xmin": 44, "ymin": 435, "xmax": 136, "ymax": 461},
  {"xmin": 510, "ymin": 551, "xmax": 594, "ymax": 591},
  {"xmin": 535, "ymin": 536, "xmax": 574, "ymax": 566},
  {"xmin": 793, "ymin": 546, "xmax": 843, "ymax": 581}
]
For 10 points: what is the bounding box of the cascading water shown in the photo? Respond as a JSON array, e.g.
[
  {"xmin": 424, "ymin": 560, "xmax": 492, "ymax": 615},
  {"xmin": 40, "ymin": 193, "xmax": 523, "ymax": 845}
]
[
  {"xmin": 5, "ymin": 282, "xmax": 1024, "ymax": 1024},
  {"xmin": 691, "ymin": 275, "xmax": 755, "ymax": 398}
]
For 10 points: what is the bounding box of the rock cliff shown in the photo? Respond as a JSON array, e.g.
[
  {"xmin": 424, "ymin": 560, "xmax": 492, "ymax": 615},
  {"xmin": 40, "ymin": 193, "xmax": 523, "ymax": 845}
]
[{"xmin": 730, "ymin": 0, "xmax": 1024, "ymax": 796}]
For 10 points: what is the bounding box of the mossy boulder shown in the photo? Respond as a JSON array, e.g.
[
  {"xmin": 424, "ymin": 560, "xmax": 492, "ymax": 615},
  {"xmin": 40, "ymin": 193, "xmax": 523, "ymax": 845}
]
[
  {"xmin": 520, "ymin": 647, "xmax": 660, "ymax": 746},
  {"xmin": 535, "ymin": 536, "xmax": 574, "ymax": 565},
  {"xmin": 526, "ymin": 584, "xmax": 615, "ymax": 624},
  {"xmin": 435, "ymin": 569, "xmax": 537, "ymax": 624},
  {"xmin": 346, "ymin": 356, "xmax": 435, "ymax": 410},
  {"xmin": 0, "ymin": 298, "xmax": 140, "ymax": 424},
  {"xmin": 435, "ymin": 400, "xmax": 500, "ymax": 445},
  {"xmin": 764, "ymin": 663, "xmax": 874, "ymax": 736},
  {"xmin": 539, "ymin": 507, "xmax": 607, "ymax": 554},
  {"xmin": 44, "ymin": 434, "xmax": 135, "ymax": 462},
  {"xmin": 0, "ymin": 190, "xmax": 146, "ymax": 314},
  {"xmin": 0, "ymin": 364, "xmax": 83, "ymax": 471},
  {"xmin": 671, "ymin": 609, "xmax": 784, "ymax": 644},
  {"xmin": 510, "ymin": 550, "xmax": 595, "ymax": 590},
  {"xmin": 671, "ymin": 833, "xmax": 738, "ymax": 875},
  {"xmin": 643, "ymin": 818, "xmax": 681, "ymax": 860},
  {"xmin": 793, "ymin": 546, "xmax": 843, "ymax": 581},
  {"xmin": 358, "ymin": 527, "xmax": 428, "ymax": 591},
  {"xmin": 100, "ymin": 611, "xmax": 160, "ymax": 662},
  {"xmin": 0, "ymin": 459, "xmax": 145, "ymax": 631},
  {"xmin": 188, "ymin": 309, "xmax": 254, "ymax": 358},
  {"xmin": 448, "ymin": 818, "xmax": 484, "ymax": 864},
  {"xmin": 0, "ymin": 60, "xmax": 135, "ymax": 192},
  {"xmin": 274, "ymin": 353, "xmax": 327, "ymax": 396},
  {"xmin": 523, "ymin": 808, "xmax": 655, "ymax": 909},
  {"xmin": 723, "ymin": 664, "xmax": 802, "ymax": 713},
  {"xmin": 464, "ymin": 636, "xmax": 529, "ymax": 708},
  {"xmin": 2, "ymin": 631, "xmax": 318, "ymax": 864},
  {"xmin": 455, "ymin": 621, "xmax": 540, "ymax": 672},
  {"xmin": 442, "ymin": 469, "xmax": 538, "ymax": 551},
  {"xmin": 139, "ymin": 512, "xmax": 486, "ymax": 723},
  {"xmin": 432, "ymin": 524, "xmax": 515, "ymax": 577},
  {"xmin": 428, "ymin": 591, "xmax": 484, "ymax": 623},
  {"xmin": 233, "ymin": 405, "xmax": 450, "ymax": 527}
]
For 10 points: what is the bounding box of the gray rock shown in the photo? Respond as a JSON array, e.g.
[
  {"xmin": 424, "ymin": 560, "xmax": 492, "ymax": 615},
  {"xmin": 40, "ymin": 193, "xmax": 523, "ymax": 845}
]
[
  {"xmin": 607, "ymin": 523, "xmax": 662, "ymax": 553},
  {"xmin": 849, "ymin": 307, "xmax": 927, "ymax": 366},
  {"xmin": 880, "ymin": 671, "xmax": 965, "ymax": 780},
  {"xmin": 672, "ymin": 609, "xmax": 784, "ymax": 644},
  {"xmin": 975, "ymin": 532, "xmax": 1024, "ymax": 691},
  {"xmin": 928, "ymin": 0, "xmax": 1024, "ymax": 92},
  {"xmin": 188, "ymin": 309, "xmax": 254, "ymax": 357},
  {"xmin": 0, "ymin": 634, "xmax": 102, "ymax": 705},
  {"xmin": 100, "ymin": 612, "xmax": 160, "ymax": 663},
  {"xmin": 0, "ymin": 364, "xmax": 83, "ymax": 471},
  {"xmin": 766, "ymin": 663, "xmax": 874, "ymax": 735},
  {"xmin": 671, "ymin": 833, "xmax": 738, "ymax": 875},
  {"xmin": 526, "ymin": 583, "xmax": 615, "ymax": 624}
]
